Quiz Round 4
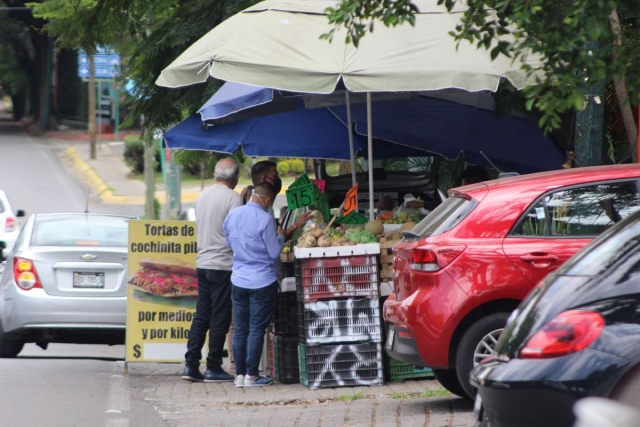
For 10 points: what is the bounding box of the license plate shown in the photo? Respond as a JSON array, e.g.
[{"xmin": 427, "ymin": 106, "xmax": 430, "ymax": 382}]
[
  {"xmin": 386, "ymin": 325, "xmax": 395, "ymax": 349},
  {"xmin": 73, "ymin": 272, "xmax": 105, "ymax": 288},
  {"xmin": 473, "ymin": 393, "xmax": 483, "ymax": 421}
]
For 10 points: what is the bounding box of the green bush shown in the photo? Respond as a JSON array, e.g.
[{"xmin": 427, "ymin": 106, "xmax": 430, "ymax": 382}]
[
  {"xmin": 276, "ymin": 161, "xmax": 290, "ymax": 176},
  {"xmin": 123, "ymin": 136, "xmax": 161, "ymax": 174},
  {"xmin": 287, "ymin": 159, "xmax": 305, "ymax": 174}
]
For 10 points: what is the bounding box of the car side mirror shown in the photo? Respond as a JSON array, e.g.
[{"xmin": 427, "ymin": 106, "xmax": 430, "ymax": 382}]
[
  {"xmin": 0, "ymin": 241, "xmax": 5, "ymax": 262},
  {"xmin": 16, "ymin": 210, "xmax": 25, "ymax": 218}
]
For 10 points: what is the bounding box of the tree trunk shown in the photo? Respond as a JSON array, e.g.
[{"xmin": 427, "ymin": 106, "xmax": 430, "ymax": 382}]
[{"xmin": 609, "ymin": 10, "xmax": 638, "ymax": 163}]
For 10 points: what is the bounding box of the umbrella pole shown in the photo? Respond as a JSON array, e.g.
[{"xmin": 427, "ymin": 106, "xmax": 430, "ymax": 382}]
[
  {"xmin": 346, "ymin": 91, "xmax": 357, "ymax": 186},
  {"xmin": 366, "ymin": 92, "xmax": 374, "ymax": 220}
]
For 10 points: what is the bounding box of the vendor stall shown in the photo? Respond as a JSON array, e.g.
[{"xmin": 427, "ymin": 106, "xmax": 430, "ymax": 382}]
[{"xmin": 266, "ymin": 175, "xmax": 433, "ymax": 389}]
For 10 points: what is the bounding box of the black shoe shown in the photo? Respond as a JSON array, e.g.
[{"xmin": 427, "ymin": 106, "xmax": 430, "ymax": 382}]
[
  {"xmin": 181, "ymin": 365, "xmax": 204, "ymax": 382},
  {"xmin": 204, "ymin": 368, "xmax": 234, "ymax": 382}
]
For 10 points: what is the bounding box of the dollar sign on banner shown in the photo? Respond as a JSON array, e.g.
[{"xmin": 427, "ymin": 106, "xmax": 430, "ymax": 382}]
[{"xmin": 133, "ymin": 344, "xmax": 141, "ymax": 359}]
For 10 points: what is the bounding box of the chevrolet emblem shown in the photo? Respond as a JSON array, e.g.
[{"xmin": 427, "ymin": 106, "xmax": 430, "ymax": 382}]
[{"xmin": 81, "ymin": 254, "xmax": 98, "ymax": 261}]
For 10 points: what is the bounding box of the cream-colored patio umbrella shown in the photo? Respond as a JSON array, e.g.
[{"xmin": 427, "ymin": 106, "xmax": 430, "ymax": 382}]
[{"xmin": 157, "ymin": 0, "xmax": 542, "ymax": 217}]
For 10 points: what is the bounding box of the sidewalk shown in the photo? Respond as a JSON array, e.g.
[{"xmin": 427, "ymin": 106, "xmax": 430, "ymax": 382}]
[
  {"xmin": 61, "ymin": 142, "xmax": 208, "ymax": 205},
  {"xmin": 55, "ymin": 136, "xmax": 290, "ymax": 206},
  {"xmin": 117, "ymin": 361, "xmax": 475, "ymax": 427}
]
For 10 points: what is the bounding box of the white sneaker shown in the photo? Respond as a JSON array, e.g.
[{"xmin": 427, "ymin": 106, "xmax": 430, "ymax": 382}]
[
  {"xmin": 244, "ymin": 373, "xmax": 274, "ymax": 387},
  {"xmin": 234, "ymin": 375, "xmax": 245, "ymax": 388}
]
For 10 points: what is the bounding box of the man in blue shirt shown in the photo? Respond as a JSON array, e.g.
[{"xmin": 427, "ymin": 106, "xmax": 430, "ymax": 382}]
[{"xmin": 223, "ymin": 183, "xmax": 311, "ymax": 387}]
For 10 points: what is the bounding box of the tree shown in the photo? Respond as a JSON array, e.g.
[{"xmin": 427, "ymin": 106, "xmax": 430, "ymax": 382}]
[
  {"xmin": 326, "ymin": 0, "xmax": 640, "ymax": 162},
  {"xmin": 1, "ymin": 0, "xmax": 50, "ymax": 127},
  {"xmin": 28, "ymin": 0, "xmax": 260, "ymax": 146}
]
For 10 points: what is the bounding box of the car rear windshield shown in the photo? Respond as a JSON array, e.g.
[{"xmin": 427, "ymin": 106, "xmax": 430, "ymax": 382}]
[
  {"xmin": 31, "ymin": 215, "xmax": 130, "ymax": 247},
  {"xmin": 410, "ymin": 196, "xmax": 475, "ymax": 238}
]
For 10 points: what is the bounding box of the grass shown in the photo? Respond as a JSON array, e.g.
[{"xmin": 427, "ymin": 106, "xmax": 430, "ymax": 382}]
[
  {"xmin": 388, "ymin": 389, "xmax": 452, "ymax": 399},
  {"xmin": 334, "ymin": 391, "xmax": 367, "ymax": 402}
]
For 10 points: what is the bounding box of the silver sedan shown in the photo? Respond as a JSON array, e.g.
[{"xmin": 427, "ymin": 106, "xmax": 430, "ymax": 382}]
[{"xmin": 0, "ymin": 213, "xmax": 134, "ymax": 358}]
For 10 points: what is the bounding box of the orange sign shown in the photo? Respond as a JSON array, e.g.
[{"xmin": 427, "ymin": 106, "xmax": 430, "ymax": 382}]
[{"xmin": 343, "ymin": 183, "xmax": 359, "ymax": 216}]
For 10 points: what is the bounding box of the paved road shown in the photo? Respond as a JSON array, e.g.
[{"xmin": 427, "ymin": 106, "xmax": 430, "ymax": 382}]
[{"xmin": 0, "ymin": 118, "xmax": 135, "ymax": 426}]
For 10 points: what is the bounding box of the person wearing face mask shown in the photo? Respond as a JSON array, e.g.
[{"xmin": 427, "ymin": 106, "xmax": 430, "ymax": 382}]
[
  {"xmin": 250, "ymin": 161, "xmax": 282, "ymax": 216},
  {"xmin": 223, "ymin": 183, "xmax": 312, "ymax": 387}
]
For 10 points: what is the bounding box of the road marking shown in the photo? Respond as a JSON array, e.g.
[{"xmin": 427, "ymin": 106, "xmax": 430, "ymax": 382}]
[{"xmin": 106, "ymin": 363, "xmax": 130, "ymax": 427}]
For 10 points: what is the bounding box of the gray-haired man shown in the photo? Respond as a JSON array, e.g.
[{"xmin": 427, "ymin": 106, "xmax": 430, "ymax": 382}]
[{"xmin": 182, "ymin": 158, "xmax": 242, "ymax": 382}]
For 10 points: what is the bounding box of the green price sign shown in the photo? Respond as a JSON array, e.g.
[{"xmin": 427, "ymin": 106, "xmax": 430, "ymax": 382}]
[
  {"xmin": 337, "ymin": 211, "xmax": 368, "ymax": 225},
  {"xmin": 289, "ymin": 174, "xmax": 311, "ymax": 190},
  {"xmin": 286, "ymin": 184, "xmax": 315, "ymax": 209},
  {"xmin": 286, "ymin": 174, "xmax": 331, "ymax": 220}
]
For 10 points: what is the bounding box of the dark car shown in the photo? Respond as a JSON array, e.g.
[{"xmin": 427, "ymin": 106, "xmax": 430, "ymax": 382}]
[{"xmin": 471, "ymin": 209, "xmax": 640, "ymax": 427}]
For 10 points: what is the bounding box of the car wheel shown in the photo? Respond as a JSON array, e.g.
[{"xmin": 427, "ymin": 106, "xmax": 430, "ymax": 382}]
[
  {"xmin": 0, "ymin": 319, "xmax": 24, "ymax": 358},
  {"xmin": 455, "ymin": 312, "xmax": 510, "ymax": 399},
  {"xmin": 432, "ymin": 368, "xmax": 467, "ymax": 398}
]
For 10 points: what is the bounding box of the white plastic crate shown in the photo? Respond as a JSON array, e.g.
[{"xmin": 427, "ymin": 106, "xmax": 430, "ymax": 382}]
[{"xmin": 294, "ymin": 243, "xmax": 380, "ymax": 259}]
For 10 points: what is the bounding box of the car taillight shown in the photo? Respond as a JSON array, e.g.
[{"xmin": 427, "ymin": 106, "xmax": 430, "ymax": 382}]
[
  {"xmin": 5, "ymin": 217, "xmax": 16, "ymax": 232},
  {"xmin": 13, "ymin": 258, "xmax": 43, "ymax": 290},
  {"xmin": 408, "ymin": 245, "xmax": 466, "ymax": 272},
  {"xmin": 519, "ymin": 310, "xmax": 604, "ymax": 359}
]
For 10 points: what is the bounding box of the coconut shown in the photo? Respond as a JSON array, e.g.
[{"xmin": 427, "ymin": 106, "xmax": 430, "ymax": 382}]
[{"xmin": 365, "ymin": 219, "xmax": 384, "ymax": 236}]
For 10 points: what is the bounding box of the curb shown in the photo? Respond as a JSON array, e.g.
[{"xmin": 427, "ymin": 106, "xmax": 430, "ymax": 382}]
[{"xmin": 64, "ymin": 147, "xmax": 290, "ymax": 205}]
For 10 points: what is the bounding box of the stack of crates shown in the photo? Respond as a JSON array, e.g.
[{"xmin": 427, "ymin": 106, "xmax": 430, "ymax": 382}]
[
  {"xmin": 269, "ymin": 288, "xmax": 301, "ymax": 384},
  {"xmin": 295, "ymin": 248, "xmax": 385, "ymax": 390}
]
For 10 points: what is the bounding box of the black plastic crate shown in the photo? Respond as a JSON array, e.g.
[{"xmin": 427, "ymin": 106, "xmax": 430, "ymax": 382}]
[
  {"xmin": 299, "ymin": 342, "xmax": 384, "ymax": 389},
  {"xmin": 280, "ymin": 261, "xmax": 295, "ymax": 279},
  {"xmin": 271, "ymin": 292, "xmax": 299, "ymax": 335},
  {"xmin": 298, "ymin": 298, "xmax": 382, "ymax": 345},
  {"xmin": 274, "ymin": 335, "xmax": 300, "ymax": 384}
]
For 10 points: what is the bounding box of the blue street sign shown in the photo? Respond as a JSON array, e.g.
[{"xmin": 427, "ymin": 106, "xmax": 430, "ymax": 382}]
[{"xmin": 78, "ymin": 47, "xmax": 121, "ymax": 79}]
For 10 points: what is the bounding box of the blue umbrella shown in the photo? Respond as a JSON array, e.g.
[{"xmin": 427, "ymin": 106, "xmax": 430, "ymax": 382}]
[
  {"xmin": 165, "ymin": 101, "xmax": 428, "ymax": 160},
  {"xmin": 330, "ymin": 96, "xmax": 565, "ymax": 174},
  {"xmin": 198, "ymin": 83, "xmax": 298, "ymax": 124},
  {"xmin": 197, "ymin": 82, "xmax": 563, "ymax": 173}
]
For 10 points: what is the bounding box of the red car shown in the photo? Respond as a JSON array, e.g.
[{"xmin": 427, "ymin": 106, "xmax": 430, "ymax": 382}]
[{"xmin": 384, "ymin": 164, "xmax": 640, "ymax": 399}]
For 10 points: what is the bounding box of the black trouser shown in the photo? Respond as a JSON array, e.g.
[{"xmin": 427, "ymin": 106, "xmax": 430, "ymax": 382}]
[{"xmin": 184, "ymin": 268, "xmax": 232, "ymax": 370}]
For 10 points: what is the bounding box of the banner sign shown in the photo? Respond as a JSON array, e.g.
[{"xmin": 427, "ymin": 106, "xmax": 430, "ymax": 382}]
[
  {"xmin": 126, "ymin": 220, "xmax": 202, "ymax": 363},
  {"xmin": 343, "ymin": 183, "xmax": 359, "ymax": 216},
  {"xmin": 337, "ymin": 211, "xmax": 368, "ymax": 225}
]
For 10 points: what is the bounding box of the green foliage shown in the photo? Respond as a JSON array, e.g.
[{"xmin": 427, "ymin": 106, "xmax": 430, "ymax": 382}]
[
  {"xmin": 30, "ymin": 0, "xmax": 261, "ymax": 143},
  {"xmin": 326, "ymin": 0, "xmax": 640, "ymax": 134},
  {"xmin": 123, "ymin": 135, "xmax": 160, "ymax": 174},
  {"xmin": 323, "ymin": 0, "xmax": 418, "ymax": 47},
  {"xmin": 0, "ymin": 0, "xmax": 37, "ymax": 120},
  {"xmin": 143, "ymin": 197, "xmax": 161, "ymax": 220},
  {"xmin": 173, "ymin": 149, "xmax": 246, "ymax": 178},
  {"xmin": 286, "ymin": 158, "xmax": 305, "ymax": 174},
  {"xmin": 276, "ymin": 161, "xmax": 290, "ymax": 176}
]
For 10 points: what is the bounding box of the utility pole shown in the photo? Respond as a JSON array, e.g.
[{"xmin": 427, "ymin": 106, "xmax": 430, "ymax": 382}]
[
  {"xmin": 574, "ymin": 41, "xmax": 604, "ymax": 168},
  {"xmin": 89, "ymin": 54, "xmax": 97, "ymax": 160},
  {"xmin": 574, "ymin": 80, "xmax": 605, "ymax": 167},
  {"xmin": 144, "ymin": 142, "xmax": 156, "ymax": 220}
]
